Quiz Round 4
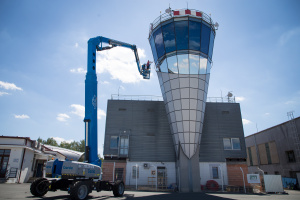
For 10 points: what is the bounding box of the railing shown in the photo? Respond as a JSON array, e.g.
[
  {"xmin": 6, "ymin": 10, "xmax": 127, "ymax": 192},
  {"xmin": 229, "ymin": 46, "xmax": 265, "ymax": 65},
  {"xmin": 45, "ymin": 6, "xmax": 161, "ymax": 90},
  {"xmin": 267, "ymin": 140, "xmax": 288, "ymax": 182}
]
[
  {"xmin": 149, "ymin": 9, "xmax": 215, "ymax": 36},
  {"xmin": 5, "ymin": 167, "xmax": 19, "ymax": 180},
  {"xmin": 206, "ymin": 97, "xmax": 236, "ymax": 103},
  {"xmin": 111, "ymin": 94, "xmax": 163, "ymax": 101}
]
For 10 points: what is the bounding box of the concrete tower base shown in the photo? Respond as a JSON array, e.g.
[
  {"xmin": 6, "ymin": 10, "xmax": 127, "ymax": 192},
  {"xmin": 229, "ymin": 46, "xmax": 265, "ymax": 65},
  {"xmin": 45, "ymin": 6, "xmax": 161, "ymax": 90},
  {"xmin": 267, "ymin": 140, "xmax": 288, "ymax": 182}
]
[{"xmin": 178, "ymin": 145, "xmax": 201, "ymax": 192}]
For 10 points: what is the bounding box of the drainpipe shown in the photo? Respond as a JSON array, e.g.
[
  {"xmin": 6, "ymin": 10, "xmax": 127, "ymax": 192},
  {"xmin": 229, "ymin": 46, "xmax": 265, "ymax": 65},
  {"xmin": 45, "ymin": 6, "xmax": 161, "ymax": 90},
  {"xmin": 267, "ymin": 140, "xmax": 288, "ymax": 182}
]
[{"xmin": 18, "ymin": 139, "xmax": 27, "ymax": 183}]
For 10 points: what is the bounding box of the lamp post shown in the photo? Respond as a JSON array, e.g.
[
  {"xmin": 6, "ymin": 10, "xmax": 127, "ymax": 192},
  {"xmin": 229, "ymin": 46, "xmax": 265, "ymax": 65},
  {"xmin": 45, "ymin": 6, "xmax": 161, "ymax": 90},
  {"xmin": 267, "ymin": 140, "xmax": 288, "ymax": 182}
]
[{"xmin": 218, "ymin": 165, "xmax": 224, "ymax": 192}]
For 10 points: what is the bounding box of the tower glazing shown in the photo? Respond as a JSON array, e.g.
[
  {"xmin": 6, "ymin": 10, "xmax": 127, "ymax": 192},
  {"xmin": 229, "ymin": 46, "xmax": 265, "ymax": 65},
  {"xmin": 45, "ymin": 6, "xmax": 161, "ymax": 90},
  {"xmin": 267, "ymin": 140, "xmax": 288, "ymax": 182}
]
[{"xmin": 149, "ymin": 8, "xmax": 217, "ymax": 192}]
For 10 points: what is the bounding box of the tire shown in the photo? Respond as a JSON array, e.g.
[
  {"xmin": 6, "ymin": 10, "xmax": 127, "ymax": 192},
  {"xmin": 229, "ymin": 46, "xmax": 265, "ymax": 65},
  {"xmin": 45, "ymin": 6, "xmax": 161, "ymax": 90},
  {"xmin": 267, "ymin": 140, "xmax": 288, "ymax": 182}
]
[
  {"xmin": 70, "ymin": 181, "xmax": 89, "ymax": 200},
  {"xmin": 113, "ymin": 181, "xmax": 125, "ymax": 197},
  {"xmin": 30, "ymin": 178, "xmax": 49, "ymax": 197}
]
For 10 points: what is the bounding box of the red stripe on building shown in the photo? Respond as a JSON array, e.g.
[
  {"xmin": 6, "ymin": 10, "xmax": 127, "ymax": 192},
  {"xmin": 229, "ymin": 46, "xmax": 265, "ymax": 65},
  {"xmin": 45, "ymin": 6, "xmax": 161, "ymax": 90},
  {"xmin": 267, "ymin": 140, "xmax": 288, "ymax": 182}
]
[
  {"xmin": 196, "ymin": 12, "xmax": 202, "ymax": 17},
  {"xmin": 174, "ymin": 11, "xmax": 180, "ymax": 15},
  {"xmin": 185, "ymin": 9, "xmax": 191, "ymax": 15}
]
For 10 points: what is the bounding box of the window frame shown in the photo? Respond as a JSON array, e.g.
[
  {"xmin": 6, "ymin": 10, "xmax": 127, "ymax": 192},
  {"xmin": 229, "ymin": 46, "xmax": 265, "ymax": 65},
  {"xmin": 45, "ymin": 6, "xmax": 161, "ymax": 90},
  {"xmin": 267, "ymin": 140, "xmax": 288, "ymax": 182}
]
[
  {"xmin": 223, "ymin": 138, "xmax": 241, "ymax": 150},
  {"xmin": 110, "ymin": 136, "xmax": 119, "ymax": 149}
]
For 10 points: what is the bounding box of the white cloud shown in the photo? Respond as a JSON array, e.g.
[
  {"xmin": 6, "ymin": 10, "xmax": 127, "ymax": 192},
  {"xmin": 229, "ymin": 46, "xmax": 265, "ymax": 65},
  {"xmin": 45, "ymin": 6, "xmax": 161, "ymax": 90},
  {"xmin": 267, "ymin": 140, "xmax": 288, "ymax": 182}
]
[
  {"xmin": 100, "ymin": 80, "xmax": 110, "ymax": 85},
  {"xmin": 0, "ymin": 81, "xmax": 22, "ymax": 91},
  {"xmin": 70, "ymin": 104, "xmax": 85, "ymax": 118},
  {"xmin": 242, "ymin": 119, "xmax": 252, "ymax": 125},
  {"xmin": 70, "ymin": 104, "xmax": 106, "ymax": 120},
  {"xmin": 14, "ymin": 114, "xmax": 30, "ymax": 119},
  {"xmin": 279, "ymin": 27, "xmax": 300, "ymax": 45},
  {"xmin": 52, "ymin": 137, "xmax": 74, "ymax": 144},
  {"xmin": 98, "ymin": 109, "xmax": 106, "ymax": 120},
  {"xmin": 264, "ymin": 112, "xmax": 270, "ymax": 116},
  {"xmin": 96, "ymin": 47, "xmax": 147, "ymax": 83},
  {"xmin": 75, "ymin": 43, "xmax": 79, "ymax": 48},
  {"xmin": 70, "ymin": 67, "xmax": 86, "ymax": 74},
  {"xmin": 235, "ymin": 96, "xmax": 245, "ymax": 102},
  {"xmin": 0, "ymin": 91, "xmax": 10, "ymax": 96},
  {"xmin": 57, "ymin": 113, "xmax": 70, "ymax": 122}
]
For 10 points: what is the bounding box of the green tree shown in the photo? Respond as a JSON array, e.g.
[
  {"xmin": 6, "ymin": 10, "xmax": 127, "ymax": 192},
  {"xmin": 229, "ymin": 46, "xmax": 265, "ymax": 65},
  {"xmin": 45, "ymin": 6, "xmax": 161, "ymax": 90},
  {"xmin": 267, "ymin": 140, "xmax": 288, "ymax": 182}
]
[{"xmin": 37, "ymin": 137, "xmax": 85, "ymax": 152}]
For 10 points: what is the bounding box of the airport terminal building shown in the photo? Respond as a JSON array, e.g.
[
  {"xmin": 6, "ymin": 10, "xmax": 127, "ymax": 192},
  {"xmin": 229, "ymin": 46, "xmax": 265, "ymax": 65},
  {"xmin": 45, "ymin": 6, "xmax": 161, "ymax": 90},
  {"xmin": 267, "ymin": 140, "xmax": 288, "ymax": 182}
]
[{"xmin": 102, "ymin": 8, "xmax": 249, "ymax": 192}]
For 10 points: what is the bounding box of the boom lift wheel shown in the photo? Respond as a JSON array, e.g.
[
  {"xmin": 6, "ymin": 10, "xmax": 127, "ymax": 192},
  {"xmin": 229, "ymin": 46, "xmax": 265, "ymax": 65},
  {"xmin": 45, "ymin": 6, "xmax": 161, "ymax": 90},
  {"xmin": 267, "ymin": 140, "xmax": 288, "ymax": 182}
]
[
  {"xmin": 113, "ymin": 181, "xmax": 125, "ymax": 197},
  {"xmin": 70, "ymin": 181, "xmax": 90, "ymax": 200},
  {"xmin": 30, "ymin": 178, "xmax": 49, "ymax": 197}
]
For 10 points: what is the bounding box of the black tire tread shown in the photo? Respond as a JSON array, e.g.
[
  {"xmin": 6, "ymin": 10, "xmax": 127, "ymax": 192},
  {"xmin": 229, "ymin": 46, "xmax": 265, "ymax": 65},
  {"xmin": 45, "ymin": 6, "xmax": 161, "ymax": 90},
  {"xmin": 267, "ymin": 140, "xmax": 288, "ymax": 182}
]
[
  {"xmin": 70, "ymin": 181, "xmax": 89, "ymax": 200},
  {"xmin": 113, "ymin": 181, "xmax": 125, "ymax": 197},
  {"xmin": 30, "ymin": 178, "xmax": 49, "ymax": 197}
]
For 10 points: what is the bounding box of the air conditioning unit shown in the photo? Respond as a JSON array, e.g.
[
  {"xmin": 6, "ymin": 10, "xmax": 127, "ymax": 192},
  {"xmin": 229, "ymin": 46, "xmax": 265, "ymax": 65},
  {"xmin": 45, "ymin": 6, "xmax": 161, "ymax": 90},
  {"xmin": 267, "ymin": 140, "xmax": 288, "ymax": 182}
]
[{"xmin": 143, "ymin": 163, "xmax": 150, "ymax": 169}]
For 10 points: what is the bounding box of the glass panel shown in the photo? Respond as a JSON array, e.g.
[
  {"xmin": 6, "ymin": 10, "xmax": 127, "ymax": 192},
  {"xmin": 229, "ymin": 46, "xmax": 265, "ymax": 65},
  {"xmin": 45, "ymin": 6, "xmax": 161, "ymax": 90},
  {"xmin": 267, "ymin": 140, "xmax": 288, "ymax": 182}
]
[
  {"xmin": 153, "ymin": 27, "xmax": 165, "ymax": 58},
  {"xmin": 168, "ymin": 102, "xmax": 174, "ymax": 112},
  {"xmin": 232, "ymin": 138, "xmax": 241, "ymax": 150},
  {"xmin": 189, "ymin": 20, "xmax": 201, "ymax": 51},
  {"xmin": 167, "ymin": 55, "xmax": 178, "ymax": 73},
  {"xmin": 200, "ymin": 23, "xmax": 211, "ymax": 55},
  {"xmin": 170, "ymin": 78, "xmax": 180, "ymax": 90},
  {"xmin": 177, "ymin": 54, "xmax": 189, "ymax": 74},
  {"xmin": 0, "ymin": 150, "xmax": 4, "ymax": 154},
  {"xmin": 175, "ymin": 21, "xmax": 189, "ymax": 50},
  {"xmin": 183, "ymin": 121, "xmax": 190, "ymax": 132},
  {"xmin": 199, "ymin": 56, "xmax": 207, "ymax": 74},
  {"xmin": 223, "ymin": 138, "xmax": 231, "ymax": 150},
  {"xmin": 110, "ymin": 136, "xmax": 119, "ymax": 149},
  {"xmin": 173, "ymin": 99, "xmax": 181, "ymax": 110},
  {"xmin": 189, "ymin": 54, "xmax": 200, "ymax": 74},
  {"xmin": 212, "ymin": 167, "xmax": 219, "ymax": 179},
  {"xmin": 163, "ymin": 81, "xmax": 171, "ymax": 92},
  {"xmin": 162, "ymin": 22, "xmax": 176, "ymax": 53},
  {"xmin": 149, "ymin": 35, "xmax": 158, "ymax": 63},
  {"xmin": 208, "ymin": 30, "xmax": 215, "ymax": 59},
  {"xmin": 181, "ymin": 99, "xmax": 189, "ymax": 109},
  {"xmin": 207, "ymin": 60, "xmax": 211, "ymax": 74},
  {"xmin": 172, "ymin": 89, "xmax": 181, "ymax": 100},
  {"xmin": 184, "ymin": 133, "xmax": 190, "ymax": 144},
  {"xmin": 175, "ymin": 111, "xmax": 182, "ymax": 121},
  {"xmin": 160, "ymin": 59, "xmax": 168, "ymax": 73},
  {"xmin": 177, "ymin": 122, "xmax": 184, "ymax": 132},
  {"xmin": 182, "ymin": 110, "xmax": 189, "ymax": 121}
]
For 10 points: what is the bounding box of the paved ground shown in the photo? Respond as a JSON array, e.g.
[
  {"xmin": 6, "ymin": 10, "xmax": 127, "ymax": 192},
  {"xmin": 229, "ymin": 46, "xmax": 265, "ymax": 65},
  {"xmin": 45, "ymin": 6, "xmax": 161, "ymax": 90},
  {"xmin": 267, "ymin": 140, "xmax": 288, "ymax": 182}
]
[{"xmin": 0, "ymin": 183, "xmax": 299, "ymax": 200}]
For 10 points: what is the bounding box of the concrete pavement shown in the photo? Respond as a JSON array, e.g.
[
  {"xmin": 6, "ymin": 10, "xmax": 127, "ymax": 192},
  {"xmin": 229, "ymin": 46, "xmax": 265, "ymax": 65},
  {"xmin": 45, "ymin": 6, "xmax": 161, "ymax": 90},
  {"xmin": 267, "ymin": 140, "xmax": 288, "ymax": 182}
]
[{"xmin": 0, "ymin": 183, "xmax": 299, "ymax": 200}]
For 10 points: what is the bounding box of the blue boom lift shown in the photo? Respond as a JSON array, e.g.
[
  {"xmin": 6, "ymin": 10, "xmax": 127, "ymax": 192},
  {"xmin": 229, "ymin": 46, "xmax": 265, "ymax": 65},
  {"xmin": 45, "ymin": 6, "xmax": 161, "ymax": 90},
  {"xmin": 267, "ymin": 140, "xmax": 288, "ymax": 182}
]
[{"xmin": 30, "ymin": 36, "xmax": 151, "ymax": 200}]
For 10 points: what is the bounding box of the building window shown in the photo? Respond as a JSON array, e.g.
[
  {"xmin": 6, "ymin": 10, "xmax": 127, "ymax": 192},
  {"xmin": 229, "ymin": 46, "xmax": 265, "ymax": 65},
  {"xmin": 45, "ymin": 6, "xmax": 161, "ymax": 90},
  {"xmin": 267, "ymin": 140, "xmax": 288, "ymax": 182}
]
[
  {"xmin": 248, "ymin": 147, "xmax": 253, "ymax": 166},
  {"xmin": 223, "ymin": 138, "xmax": 241, "ymax": 150},
  {"xmin": 110, "ymin": 136, "xmax": 119, "ymax": 149},
  {"xmin": 265, "ymin": 143, "xmax": 272, "ymax": 164},
  {"xmin": 274, "ymin": 171, "xmax": 280, "ymax": 175},
  {"xmin": 286, "ymin": 150, "xmax": 296, "ymax": 163},
  {"xmin": 212, "ymin": 167, "xmax": 219, "ymax": 179},
  {"xmin": 132, "ymin": 166, "xmax": 139, "ymax": 179}
]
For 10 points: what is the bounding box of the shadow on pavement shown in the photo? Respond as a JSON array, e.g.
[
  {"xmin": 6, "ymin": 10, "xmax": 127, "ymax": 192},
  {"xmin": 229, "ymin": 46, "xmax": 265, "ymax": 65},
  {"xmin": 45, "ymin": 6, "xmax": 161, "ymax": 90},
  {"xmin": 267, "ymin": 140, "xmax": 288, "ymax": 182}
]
[{"xmin": 25, "ymin": 192, "xmax": 235, "ymax": 200}]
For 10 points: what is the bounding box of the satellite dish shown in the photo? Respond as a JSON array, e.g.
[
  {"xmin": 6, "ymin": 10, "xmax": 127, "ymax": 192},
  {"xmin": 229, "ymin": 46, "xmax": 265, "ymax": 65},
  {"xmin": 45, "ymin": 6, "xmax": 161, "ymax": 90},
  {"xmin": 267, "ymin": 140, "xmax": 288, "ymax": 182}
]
[
  {"xmin": 165, "ymin": 8, "xmax": 171, "ymax": 13},
  {"xmin": 227, "ymin": 92, "xmax": 233, "ymax": 97},
  {"xmin": 214, "ymin": 22, "xmax": 219, "ymax": 29}
]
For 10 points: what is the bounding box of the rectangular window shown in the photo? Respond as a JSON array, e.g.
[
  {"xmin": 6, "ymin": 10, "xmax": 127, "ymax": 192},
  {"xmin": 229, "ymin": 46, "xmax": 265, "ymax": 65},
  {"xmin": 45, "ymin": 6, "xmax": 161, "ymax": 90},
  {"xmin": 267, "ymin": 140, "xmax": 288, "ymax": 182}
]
[
  {"xmin": 248, "ymin": 147, "xmax": 253, "ymax": 166},
  {"xmin": 212, "ymin": 167, "xmax": 219, "ymax": 179},
  {"xmin": 286, "ymin": 150, "xmax": 296, "ymax": 163},
  {"xmin": 232, "ymin": 138, "xmax": 241, "ymax": 150},
  {"xmin": 223, "ymin": 138, "xmax": 231, "ymax": 150},
  {"xmin": 110, "ymin": 136, "xmax": 119, "ymax": 149},
  {"xmin": 223, "ymin": 138, "xmax": 241, "ymax": 150},
  {"xmin": 132, "ymin": 166, "xmax": 139, "ymax": 179},
  {"xmin": 265, "ymin": 143, "xmax": 272, "ymax": 164}
]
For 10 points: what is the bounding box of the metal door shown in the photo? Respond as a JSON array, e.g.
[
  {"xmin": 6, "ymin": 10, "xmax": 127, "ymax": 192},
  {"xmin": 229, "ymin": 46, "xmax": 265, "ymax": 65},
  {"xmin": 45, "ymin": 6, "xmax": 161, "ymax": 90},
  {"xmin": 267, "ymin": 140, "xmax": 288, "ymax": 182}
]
[{"xmin": 157, "ymin": 167, "xmax": 167, "ymax": 189}]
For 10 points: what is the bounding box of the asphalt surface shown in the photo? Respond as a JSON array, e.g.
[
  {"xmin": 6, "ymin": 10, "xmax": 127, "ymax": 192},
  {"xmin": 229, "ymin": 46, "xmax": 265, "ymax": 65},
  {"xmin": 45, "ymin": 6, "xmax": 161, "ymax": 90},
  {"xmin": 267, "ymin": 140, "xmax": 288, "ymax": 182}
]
[{"xmin": 0, "ymin": 183, "xmax": 300, "ymax": 200}]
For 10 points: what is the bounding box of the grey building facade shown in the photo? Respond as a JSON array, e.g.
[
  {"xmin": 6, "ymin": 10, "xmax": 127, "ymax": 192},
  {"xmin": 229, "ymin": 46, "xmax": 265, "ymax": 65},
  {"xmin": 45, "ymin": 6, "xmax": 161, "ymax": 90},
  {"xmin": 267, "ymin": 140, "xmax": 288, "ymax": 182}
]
[
  {"xmin": 103, "ymin": 99, "xmax": 248, "ymax": 189},
  {"xmin": 245, "ymin": 116, "xmax": 300, "ymax": 178}
]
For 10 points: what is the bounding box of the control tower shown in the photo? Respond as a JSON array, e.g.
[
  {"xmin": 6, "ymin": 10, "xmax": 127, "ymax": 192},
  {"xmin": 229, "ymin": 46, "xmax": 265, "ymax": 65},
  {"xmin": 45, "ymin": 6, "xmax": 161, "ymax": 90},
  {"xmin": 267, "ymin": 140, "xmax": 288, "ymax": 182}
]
[{"xmin": 148, "ymin": 8, "xmax": 218, "ymax": 192}]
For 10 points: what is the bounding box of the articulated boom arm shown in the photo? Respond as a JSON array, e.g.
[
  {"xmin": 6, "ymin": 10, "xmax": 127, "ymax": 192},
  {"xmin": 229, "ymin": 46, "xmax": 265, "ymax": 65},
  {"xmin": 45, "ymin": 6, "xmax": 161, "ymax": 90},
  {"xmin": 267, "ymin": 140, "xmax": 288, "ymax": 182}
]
[
  {"xmin": 84, "ymin": 36, "xmax": 151, "ymax": 166},
  {"xmin": 96, "ymin": 36, "xmax": 151, "ymax": 79}
]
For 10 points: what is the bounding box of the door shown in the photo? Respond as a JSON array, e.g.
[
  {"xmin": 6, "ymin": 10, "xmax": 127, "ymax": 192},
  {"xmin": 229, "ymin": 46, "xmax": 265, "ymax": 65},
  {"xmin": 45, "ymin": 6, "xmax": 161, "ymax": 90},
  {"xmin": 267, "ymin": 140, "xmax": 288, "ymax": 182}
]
[
  {"xmin": 0, "ymin": 149, "xmax": 11, "ymax": 178},
  {"xmin": 157, "ymin": 167, "xmax": 167, "ymax": 189},
  {"xmin": 119, "ymin": 136, "xmax": 129, "ymax": 157}
]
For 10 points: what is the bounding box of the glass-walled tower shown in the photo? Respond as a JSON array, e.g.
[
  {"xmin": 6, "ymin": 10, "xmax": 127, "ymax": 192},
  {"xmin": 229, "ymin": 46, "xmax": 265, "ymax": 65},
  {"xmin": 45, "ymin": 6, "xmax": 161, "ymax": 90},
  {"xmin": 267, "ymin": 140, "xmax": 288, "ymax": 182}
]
[{"xmin": 149, "ymin": 8, "xmax": 217, "ymax": 192}]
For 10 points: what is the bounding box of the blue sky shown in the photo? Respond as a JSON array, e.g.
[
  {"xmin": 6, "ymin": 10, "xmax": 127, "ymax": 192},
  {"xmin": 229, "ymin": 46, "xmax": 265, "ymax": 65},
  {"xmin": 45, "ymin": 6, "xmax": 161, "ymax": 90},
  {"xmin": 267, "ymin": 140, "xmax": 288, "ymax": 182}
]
[{"xmin": 1, "ymin": 0, "xmax": 299, "ymax": 156}]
